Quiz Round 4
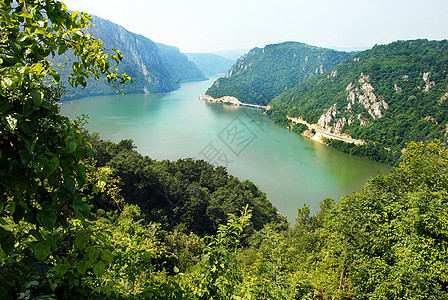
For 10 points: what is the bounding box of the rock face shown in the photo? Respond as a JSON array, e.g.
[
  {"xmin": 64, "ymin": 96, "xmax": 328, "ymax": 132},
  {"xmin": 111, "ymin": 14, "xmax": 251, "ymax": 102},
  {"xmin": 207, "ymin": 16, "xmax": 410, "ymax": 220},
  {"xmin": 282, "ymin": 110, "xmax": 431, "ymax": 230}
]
[
  {"xmin": 423, "ymin": 72, "xmax": 435, "ymax": 91},
  {"xmin": 346, "ymin": 73, "xmax": 389, "ymax": 119},
  {"xmin": 317, "ymin": 73, "xmax": 389, "ymax": 134},
  {"xmin": 58, "ymin": 15, "xmax": 205, "ymax": 100},
  {"xmin": 270, "ymin": 39, "xmax": 448, "ymax": 150}
]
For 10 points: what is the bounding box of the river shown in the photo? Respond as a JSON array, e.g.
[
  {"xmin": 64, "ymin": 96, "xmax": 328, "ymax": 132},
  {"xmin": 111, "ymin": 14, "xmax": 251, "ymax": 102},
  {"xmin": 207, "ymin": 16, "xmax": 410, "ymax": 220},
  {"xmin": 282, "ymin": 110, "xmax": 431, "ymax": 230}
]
[{"xmin": 60, "ymin": 77, "xmax": 391, "ymax": 224}]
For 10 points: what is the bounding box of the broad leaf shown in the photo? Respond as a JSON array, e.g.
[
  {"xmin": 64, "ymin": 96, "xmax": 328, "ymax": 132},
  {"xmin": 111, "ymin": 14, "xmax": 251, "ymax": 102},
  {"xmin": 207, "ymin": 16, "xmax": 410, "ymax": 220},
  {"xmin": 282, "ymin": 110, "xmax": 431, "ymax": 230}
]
[
  {"xmin": 92, "ymin": 261, "xmax": 106, "ymax": 278},
  {"xmin": 0, "ymin": 227, "xmax": 15, "ymax": 255},
  {"xmin": 74, "ymin": 230, "xmax": 89, "ymax": 250},
  {"xmin": 32, "ymin": 242, "xmax": 51, "ymax": 261},
  {"xmin": 36, "ymin": 212, "xmax": 57, "ymax": 230}
]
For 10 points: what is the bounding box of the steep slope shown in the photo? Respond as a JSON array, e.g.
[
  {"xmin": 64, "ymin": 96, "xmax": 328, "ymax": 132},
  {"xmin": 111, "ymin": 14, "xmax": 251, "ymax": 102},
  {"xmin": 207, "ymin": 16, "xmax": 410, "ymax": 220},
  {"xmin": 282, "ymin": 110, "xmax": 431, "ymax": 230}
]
[
  {"xmin": 156, "ymin": 43, "xmax": 206, "ymax": 82},
  {"xmin": 270, "ymin": 39, "xmax": 448, "ymax": 151},
  {"xmin": 185, "ymin": 53, "xmax": 234, "ymax": 76},
  {"xmin": 205, "ymin": 42, "xmax": 353, "ymax": 106},
  {"xmin": 58, "ymin": 15, "xmax": 205, "ymax": 100}
]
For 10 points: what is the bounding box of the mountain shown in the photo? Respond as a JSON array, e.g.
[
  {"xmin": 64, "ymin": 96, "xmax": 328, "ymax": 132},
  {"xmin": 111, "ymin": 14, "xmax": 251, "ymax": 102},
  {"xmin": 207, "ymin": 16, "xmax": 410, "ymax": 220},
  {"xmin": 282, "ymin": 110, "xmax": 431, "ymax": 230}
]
[
  {"xmin": 270, "ymin": 39, "xmax": 448, "ymax": 152},
  {"xmin": 213, "ymin": 49, "xmax": 249, "ymax": 61},
  {"xmin": 185, "ymin": 53, "xmax": 234, "ymax": 76},
  {"xmin": 58, "ymin": 15, "xmax": 205, "ymax": 100},
  {"xmin": 205, "ymin": 42, "xmax": 353, "ymax": 106},
  {"xmin": 156, "ymin": 43, "xmax": 206, "ymax": 82}
]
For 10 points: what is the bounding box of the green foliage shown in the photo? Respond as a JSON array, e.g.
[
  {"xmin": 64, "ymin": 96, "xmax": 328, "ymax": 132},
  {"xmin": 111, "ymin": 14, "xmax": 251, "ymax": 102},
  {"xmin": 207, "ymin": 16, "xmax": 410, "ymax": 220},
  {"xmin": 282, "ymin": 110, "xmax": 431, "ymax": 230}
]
[
  {"xmin": 321, "ymin": 140, "xmax": 448, "ymax": 298},
  {"xmin": 291, "ymin": 122, "xmax": 308, "ymax": 135},
  {"xmin": 181, "ymin": 205, "xmax": 252, "ymax": 299},
  {"xmin": 0, "ymin": 0, "xmax": 129, "ymax": 297},
  {"xmin": 206, "ymin": 42, "xmax": 352, "ymax": 106},
  {"xmin": 2, "ymin": 2, "xmax": 448, "ymax": 298},
  {"xmin": 271, "ymin": 40, "xmax": 448, "ymax": 163},
  {"xmin": 84, "ymin": 132, "xmax": 287, "ymax": 236},
  {"xmin": 323, "ymin": 137, "xmax": 403, "ymax": 165}
]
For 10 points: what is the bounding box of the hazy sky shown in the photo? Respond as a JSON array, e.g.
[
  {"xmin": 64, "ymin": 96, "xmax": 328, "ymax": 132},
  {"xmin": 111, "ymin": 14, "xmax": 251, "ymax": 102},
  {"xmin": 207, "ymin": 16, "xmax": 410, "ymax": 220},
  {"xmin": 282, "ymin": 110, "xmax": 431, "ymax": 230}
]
[{"xmin": 62, "ymin": 0, "xmax": 448, "ymax": 53}]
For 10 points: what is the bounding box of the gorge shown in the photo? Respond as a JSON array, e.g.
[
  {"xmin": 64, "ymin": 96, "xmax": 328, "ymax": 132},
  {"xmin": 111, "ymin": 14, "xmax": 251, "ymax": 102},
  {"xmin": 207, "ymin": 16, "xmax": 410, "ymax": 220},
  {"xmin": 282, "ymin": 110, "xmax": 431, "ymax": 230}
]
[{"xmin": 61, "ymin": 77, "xmax": 391, "ymax": 223}]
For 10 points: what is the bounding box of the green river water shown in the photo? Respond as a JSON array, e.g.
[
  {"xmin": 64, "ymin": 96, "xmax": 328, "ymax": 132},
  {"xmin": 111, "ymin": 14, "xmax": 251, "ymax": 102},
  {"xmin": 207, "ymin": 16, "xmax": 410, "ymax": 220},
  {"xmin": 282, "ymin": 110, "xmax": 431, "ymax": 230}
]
[{"xmin": 60, "ymin": 77, "xmax": 391, "ymax": 224}]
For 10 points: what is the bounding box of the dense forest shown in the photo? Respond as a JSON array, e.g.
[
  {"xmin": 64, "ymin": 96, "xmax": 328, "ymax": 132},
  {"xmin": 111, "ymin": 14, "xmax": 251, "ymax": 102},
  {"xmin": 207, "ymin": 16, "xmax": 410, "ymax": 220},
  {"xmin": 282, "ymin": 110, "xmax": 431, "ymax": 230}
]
[
  {"xmin": 206, "ymin": 42, "xmax": 353, "ymax": 106},
  {"xmin": 83, "ymin": 133, "xmax": 285, "ymax": 236},
  {"xmin": 1, "ymin": 1, "xmax": 448, "ymax": 299},
  {"xmin": 269, "ymin": 40, "xmax": 448, "ymax": 159}
]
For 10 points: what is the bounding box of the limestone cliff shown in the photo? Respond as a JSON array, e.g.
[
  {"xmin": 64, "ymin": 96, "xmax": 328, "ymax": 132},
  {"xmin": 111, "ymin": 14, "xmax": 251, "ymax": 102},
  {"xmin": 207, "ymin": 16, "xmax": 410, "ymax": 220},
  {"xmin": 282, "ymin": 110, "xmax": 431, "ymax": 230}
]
[{"xmin": 58, "ymin": 15, "xmax": 205, "ymax": 100}]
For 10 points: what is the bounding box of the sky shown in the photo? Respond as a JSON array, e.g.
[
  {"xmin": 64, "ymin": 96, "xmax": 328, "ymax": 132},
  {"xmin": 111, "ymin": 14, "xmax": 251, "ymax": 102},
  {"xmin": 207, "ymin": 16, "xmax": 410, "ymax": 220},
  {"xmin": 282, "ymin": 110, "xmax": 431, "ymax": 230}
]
[{"xmin": 62, "ymin": 0, "xmax": 448, "ymax": 53}]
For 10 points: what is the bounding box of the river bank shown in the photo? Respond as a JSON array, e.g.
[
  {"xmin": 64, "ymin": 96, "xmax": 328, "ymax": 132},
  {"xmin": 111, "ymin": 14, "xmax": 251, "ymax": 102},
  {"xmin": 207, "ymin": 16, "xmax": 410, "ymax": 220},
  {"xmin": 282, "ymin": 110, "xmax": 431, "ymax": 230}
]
[
  {"xmin": 198, "ymin": 95, "xmax": 365, "ymax": 146},
  {"xmin": 199, "ymin": 94, "xmax": 270, "ymax": 111},
  {"xmin": 287, "ymin": 116, "xmax": 366, "ymax": 145}
]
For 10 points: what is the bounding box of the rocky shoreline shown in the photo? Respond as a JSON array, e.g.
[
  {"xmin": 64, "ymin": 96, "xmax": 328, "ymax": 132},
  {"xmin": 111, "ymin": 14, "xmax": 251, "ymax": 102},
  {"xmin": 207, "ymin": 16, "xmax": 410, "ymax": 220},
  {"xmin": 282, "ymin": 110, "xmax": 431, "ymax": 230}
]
[
  {"xmin": 287, "ymin": 116, "xmax": 365, "ymax": 145},
  {"xmin": 199, "ymin": 94, "xmax": 270, "ymax": 110}
]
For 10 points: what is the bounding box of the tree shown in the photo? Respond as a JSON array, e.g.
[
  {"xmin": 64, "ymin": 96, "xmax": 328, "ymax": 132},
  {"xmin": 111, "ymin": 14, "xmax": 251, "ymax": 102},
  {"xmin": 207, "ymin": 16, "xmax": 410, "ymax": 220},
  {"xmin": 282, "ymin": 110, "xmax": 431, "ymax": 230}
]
[
  {"xmin": 327, "ymin": 140, "xmax": 448, "ymax": 298},
  {"xmin": 0, "ymin": 0, "xmax": 130, "ymax": 297}
]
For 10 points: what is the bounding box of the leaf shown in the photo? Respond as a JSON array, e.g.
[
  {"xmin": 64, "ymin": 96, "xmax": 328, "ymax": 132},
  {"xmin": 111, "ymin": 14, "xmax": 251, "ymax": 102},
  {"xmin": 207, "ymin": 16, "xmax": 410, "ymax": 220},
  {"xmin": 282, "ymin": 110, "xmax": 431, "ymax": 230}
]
[
  {"xmin": 66, "ymin": 140, "xmax": 77, "ymax": 153},
  {"xmin": 92, "ymin": 261, "xmax": 106, "ymax": 278},
  {"xmin": 40, "ymin": 100, "xmax": 57, "ymax": 112},
  {"xmin": 74, "ymin": 230, "xmax": 89, "ymax": 250},
  {"xmin": 51, "ymin": 70, "xmax": 60, "ymax": 84},
  {"xmin": 20, "ymin": 149, "xmax": 30, "ymax": 164},
  {"xmin": 55, "ymin": 263, "xmax": 70, "ymax": 276},
  {"xmin": 8, "ymin": 203, "xmax": 15, "ymax": 215},
  {"xmin": 22, "ymin": 99, "xmax": 34, "ymax": 116},
  {"xmin": 32, "ymin": 242, "xmax": 51, "ymax": 261},
  {"xmin": 75, "ymin": 164, "xmax": 86, "ymax": 186},
  {"xmin": 75, "ymin": 260, "xmax": 89, "ymax": 275},
  {"xmin": 62, "ymin": 177, "xmax": 76, "ymax": 196},
  {"xmin": 0, "ymin": 99, "xmax": 11, "ymax": 113},
  {"xmin": 100, "ymin": 249, "xmax": 114, "ymax": 264},
  {"xmin": 0, "ymin": 227, "xmax": 15, "ymax": 255},
  {"xmin": 31, "ymin": 90, "xmax": 43, "ymax": 107},
  {"xmin": 12, "ymin": 204, "xmax": 25, "ymax": 223},
  {"xmin": 86, "ymin": 245, "xmax": 99, "ymax": 262},
  {"xmin": 35, "ymin": 152, "xmax": 59, "ymax": 177},
  {"xmin": 36, "ymin": 211, "xmax": 57, "ymax": 230},
  {"xmin": 29, "ymin": 229, "xmax": 42, "ymax": 241}
]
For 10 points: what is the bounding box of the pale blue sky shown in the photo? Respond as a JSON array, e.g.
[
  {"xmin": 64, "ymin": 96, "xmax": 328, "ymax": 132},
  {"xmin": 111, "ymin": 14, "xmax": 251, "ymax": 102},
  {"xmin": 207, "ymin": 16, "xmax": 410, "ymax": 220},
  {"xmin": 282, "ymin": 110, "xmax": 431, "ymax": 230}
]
[{"xmin": 62, "ymin": 0, "xmax": 448, "ymax": 53}]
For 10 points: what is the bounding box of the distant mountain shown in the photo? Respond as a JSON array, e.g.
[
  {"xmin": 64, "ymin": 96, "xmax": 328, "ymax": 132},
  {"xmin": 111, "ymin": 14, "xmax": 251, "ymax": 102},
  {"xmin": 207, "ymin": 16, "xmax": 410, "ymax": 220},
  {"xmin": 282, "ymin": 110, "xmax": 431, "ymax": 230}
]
[
  {"xmin": 57, "ymin": 15, "xmax": 205, "ymax": 100},
  {"xmin": 205, "ymin": 42, "xmax": 353, "ymax": 106},
  {"xmin": 185, "ymin": 53, "xmax": 234, "ymax": 76},
  {"xmin": 270, "ymin": 39, "xmax": 448, "ymax": 152},
  {"xmin": 213, "ymin": 49, "xmax": 249, "ymax": 61},
  {"xmin": 156, "ymin": 44, "xmax": 206, "ymax": 82}
]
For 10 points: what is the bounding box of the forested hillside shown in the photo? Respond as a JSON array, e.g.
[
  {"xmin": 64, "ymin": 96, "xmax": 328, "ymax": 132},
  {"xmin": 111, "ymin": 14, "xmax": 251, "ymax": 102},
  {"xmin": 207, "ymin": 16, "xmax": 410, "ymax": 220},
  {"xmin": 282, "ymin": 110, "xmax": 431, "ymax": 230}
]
[
  {"xmin": 2, "ymin": 1, "xmax": 448, "ymax": 298},
  {"xmin": 84, "ymin": 133, "xmax": 286, "ymax": 235},
  {"xmin": 270, "ymin": 40, "xmax": 448, "ymax": 154},
  {"xmin": 56, "ymin": 15, "xmax": 205, "ymax": 100},
  {"xmin": 206, "ymin": 42, "xmax": 353, "ymax": 105},
  {"xmin": 156, "ymin": 43, "xmax": 206, "ymax": 82}
]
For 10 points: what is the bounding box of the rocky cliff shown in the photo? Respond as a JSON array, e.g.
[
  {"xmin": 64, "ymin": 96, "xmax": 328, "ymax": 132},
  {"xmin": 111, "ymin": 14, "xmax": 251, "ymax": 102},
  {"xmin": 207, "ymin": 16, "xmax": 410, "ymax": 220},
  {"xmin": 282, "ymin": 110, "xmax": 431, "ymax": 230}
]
[
  {"xmin": 270, "ymin": 39, "xmax": 448, "ymax": 151},
  {"xmin": 58, "ymin": 15, "xmax": 205, "ymax": 100}
]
